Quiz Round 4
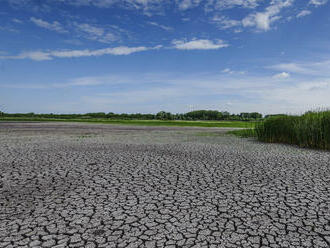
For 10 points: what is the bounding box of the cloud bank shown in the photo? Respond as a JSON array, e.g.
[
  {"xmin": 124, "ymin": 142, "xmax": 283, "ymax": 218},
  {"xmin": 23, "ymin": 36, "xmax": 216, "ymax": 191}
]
[
  {"xmin": 1, "ymin": 46, "xmax": 158, "ymax": 61},
  {"xmin": 172, "ymin": 39, "xmax": 229, "ymax": 50}
]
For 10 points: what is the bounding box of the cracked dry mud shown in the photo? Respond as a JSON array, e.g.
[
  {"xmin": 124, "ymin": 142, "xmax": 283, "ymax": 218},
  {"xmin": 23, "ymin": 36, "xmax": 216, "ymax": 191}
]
[{"xmin": 1, "ymin": 122, "xmax": 330, "ymax": 248}]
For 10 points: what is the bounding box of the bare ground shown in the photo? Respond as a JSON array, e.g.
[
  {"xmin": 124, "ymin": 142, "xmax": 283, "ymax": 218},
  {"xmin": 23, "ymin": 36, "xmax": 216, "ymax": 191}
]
[{"xmin": 0, "ymin": 122, "xmax": 330, "ymax": 248}]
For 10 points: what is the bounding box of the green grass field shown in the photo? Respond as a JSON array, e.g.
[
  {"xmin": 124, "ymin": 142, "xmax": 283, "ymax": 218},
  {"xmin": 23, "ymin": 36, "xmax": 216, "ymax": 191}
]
[{"xmin": 0, "ymin": 117, "xmax": 256, "ymax": 128}]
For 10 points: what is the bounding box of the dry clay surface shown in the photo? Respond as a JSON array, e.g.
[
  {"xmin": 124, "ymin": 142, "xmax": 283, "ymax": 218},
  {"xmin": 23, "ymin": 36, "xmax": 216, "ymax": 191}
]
[{"xmin": 0, "ymin": 122, "xmax": 330, "ymax": 248}]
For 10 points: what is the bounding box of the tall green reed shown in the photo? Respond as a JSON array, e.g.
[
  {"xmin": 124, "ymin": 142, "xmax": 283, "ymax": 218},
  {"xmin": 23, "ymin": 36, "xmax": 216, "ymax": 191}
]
[{"xmin": 255, "ymin": 110, "xmax": 330, "ymax": 150}]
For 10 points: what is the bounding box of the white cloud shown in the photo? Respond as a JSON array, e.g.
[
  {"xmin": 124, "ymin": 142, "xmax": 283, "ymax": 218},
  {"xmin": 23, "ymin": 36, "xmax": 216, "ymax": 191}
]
[
  {"xmin": 172, "ymin": 39, "xmax": 229, "ymax": 50},
  {"xmin": 296, "ymin": 10, "xmax": 312, "ymax": 18},
  {"xmin": 5, "ymin": 70, "xmax": 330, "ymax": 114},
  {"xmin": 65, "ymin": 75, "xmax": 330, "ymax": 114},
  {"xmin": 61, "ymin": 0, "xmax": 167, "ymax": 15},
  {"xmin": 222, "ymin": 68, "xmax": 231, "ymax": 73},
  {"xmin": 309, "ymin": 0, "xmax": 328, "ymax": 6},
  {"xmin": 298, "ymin": 81, "xmax": 330, "ymax": 90},
  {"xmin": 211, "ymin": 0, "xmax": 295, "ymax": 32},
  {"xmin": 234, "ymin": 29, "xmax": 243, "ymax": 33},
  {"xmin": 1, "ymin": 39, "xmax": 232, "ymax": 61},
  {"xmin": 0, "ymin": 25, "xmax": 19, "ymax": 33},
  {"xmin": 30, "ymin": 17, "xmax": 119, "ymax": 43},
  {"xmin": 64, "ymin": 0, "xmax": 151, "ymax": 8},
  {"xmin": 74, "ymin": 22, "xmax": 117, "ymax": 43},
  {"xmin": 269, "ymin": 63, "xmax": 309, "ymax": 74},
  {"xmin": 268, "ymin": 60, "xmax": 330, "ymax": 76},
  {"xmin": 54, "ymin": 76, "xmax": 110, "ymax": 87},
  {"xmin": 222, "ymin": 68, "xmax": 246, "ymax": 75},
  {"xmin": 177, "ymin": 0, "xmax": 203, "ymax": 10},
  {"xmin": 30, "ymin": 17, "xmax": 67, "ymax": 33},
  {"xmin": 273, "ymin": 72, "xmax": 290, "ymax": 79},
  {"xmin": 209, "ymin": 0, "xmax": 262, "ymax": 10},
  {"xmin": 65, "ymin": 0, "xmax": 261, "ymax": 11},
  {"xmin": 12, "ymin": 18, "xmax": 23, "ymax": 23},
  {"xmin": 242, "ymin": 0, "xmax": 294, "ymax": 31},
  {"xmin": 17, "ymin": 51, "xmax": 54, "ymax": 61},
  {"xmin": 76, "ymin": 23, "xmax": 104, "ymax": 36},
  {"xmin": 148, "ymin": 22, "xmax": 173, "ymax": 31},
  {"xmin": 1, "ymin": 46, "xmax": 157, "ymax": 61},
  {"xmin": 260, "ymin": 79, "xmax": 330, "ymax": 113},
  {"xmin": 212, "ymin": 16, "xmax": 241, "ymax": 29}
]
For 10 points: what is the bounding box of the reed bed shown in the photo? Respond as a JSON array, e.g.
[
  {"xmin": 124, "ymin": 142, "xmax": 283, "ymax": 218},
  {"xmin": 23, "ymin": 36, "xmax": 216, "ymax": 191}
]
[{"xmin": 255, "ymin": 110, "xmax": 330, "ymax": 150}]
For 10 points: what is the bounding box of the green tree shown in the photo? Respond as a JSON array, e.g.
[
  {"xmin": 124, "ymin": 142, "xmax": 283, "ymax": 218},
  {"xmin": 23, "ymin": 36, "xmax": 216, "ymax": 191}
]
[
  {"xmin": 156, "ymin": 111, "xmax": 173, "ymax": 120},
  {"xmin": 250, "ymin": 112, "xmax": 262, "ymax": 119}
]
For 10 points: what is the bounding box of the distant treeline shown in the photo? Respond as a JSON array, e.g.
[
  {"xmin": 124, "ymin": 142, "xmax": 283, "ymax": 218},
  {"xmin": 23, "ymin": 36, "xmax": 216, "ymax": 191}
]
[{"xmin": 0, "ymin": 110, "xmax": 263, "ymax": 121}]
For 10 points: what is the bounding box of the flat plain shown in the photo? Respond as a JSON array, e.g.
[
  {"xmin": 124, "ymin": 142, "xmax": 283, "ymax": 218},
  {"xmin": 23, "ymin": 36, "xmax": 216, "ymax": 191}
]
[{"xmin": 0, "ymin": 122, "xmax": 330, "ymax": 248}]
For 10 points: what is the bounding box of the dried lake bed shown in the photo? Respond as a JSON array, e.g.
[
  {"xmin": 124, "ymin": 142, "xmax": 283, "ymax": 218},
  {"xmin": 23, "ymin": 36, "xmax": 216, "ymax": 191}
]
[{"xmin": 0, "ymin": 122, "xmax": 330, "ymax": 248}]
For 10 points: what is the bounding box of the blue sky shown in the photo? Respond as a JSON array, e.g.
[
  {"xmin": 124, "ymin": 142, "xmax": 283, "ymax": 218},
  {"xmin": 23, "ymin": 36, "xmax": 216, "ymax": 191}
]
[{"xmin": 1, "ymin": 0, "xmax": 330, "ymax": 114}]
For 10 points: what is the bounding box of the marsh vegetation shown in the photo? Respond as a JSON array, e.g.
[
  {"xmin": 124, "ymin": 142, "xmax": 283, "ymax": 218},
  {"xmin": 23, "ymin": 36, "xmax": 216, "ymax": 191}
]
[
  {"xmin": 255, "ymin": 110, "xmax": 330, "ymax": 150},
  {"xmin": 228, "ymin": 110, "xmax": 330, "ymax": 150}
]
